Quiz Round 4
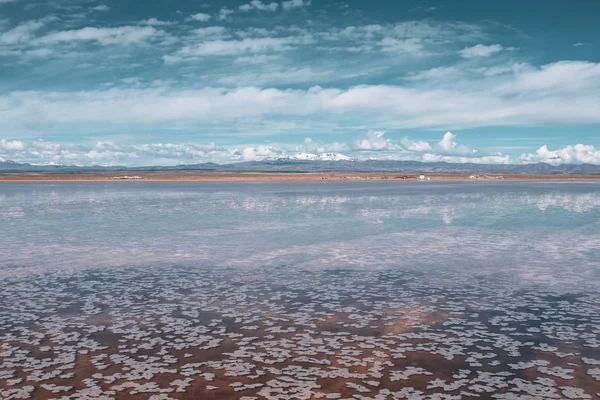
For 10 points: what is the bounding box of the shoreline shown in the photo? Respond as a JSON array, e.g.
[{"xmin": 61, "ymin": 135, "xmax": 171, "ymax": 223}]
[{"xmin": 1, "ymin": 172, "xmax": 600, "ymax": 182}]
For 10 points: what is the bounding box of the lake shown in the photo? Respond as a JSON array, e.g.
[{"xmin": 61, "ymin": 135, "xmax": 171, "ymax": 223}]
[{"xmin": 1, "ymin": 181, "xmax": 599, "ymax": 399}]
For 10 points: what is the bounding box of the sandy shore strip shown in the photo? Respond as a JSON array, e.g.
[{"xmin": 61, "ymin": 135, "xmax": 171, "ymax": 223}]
[{"xmin": 1, "ymin": 172, "xmax": 600, "ymax": 182}]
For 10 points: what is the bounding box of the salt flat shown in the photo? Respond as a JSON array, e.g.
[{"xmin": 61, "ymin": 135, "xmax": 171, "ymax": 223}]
[{"xmin": 1, "ymin": 182, "xmax": 599, "ymax": 399}]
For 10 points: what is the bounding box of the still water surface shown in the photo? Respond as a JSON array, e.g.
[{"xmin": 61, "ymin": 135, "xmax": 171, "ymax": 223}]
[{"xmin": 1, "ymin": 182, "xmax": 599, "ymax": 399}]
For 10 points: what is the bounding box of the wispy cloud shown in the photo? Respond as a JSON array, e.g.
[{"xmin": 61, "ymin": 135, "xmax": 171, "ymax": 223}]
[
  {"xmin": 405, "ymin": 66, "xmax": 457, "ymax": 81},
  {"xmin": 216, "ymin": 7, "xmax": 234, "ymax": 21},
  {"xmin": 188, "ymin": 13, "xmax": 211, "ymax": 22},
  {"xmin": 168, "ymin": 36, "xmax": 309, "ymax": 60},
  {"xmin": 2, "ymin": 61, "xmax": 599, "ymax": 134},
  {"xmin": 460, "ymin": 43, "xmax": 503, "ymax": 58},
  {"xmin": 139, "ymin": 18, "xmax": 174, "ymax": 26},
  {"xmin": 0, "ymin": 20, "xmax": 46, "ymax": 45},
  {"xmin": 379, "ymin": 37, "xmax": 425, "ymax": 54},
  {"xmin": 282, "ymin": 0, "xmax": 311, "ymax": 10},
  {"xmin": 35, "ymin": 26, "xmax": 160, "ymax": 45},
  {"xmin": 91, "ymin": 4, "xmax": 110, "ymax": 12},
  {"xmin": 193, "ymin": 26, "xmax": 230, "ymax": 39}
]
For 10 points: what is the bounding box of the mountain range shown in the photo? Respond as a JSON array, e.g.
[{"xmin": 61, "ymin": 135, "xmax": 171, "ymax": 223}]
[{"xmin": 2, "ymin": 158, "xmax": 600, "ymax": 174}]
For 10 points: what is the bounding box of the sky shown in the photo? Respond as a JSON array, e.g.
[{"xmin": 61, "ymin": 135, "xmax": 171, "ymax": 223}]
[{"xmin": 0, "ymin": 0, "xmax": 599, "ymax": 166}]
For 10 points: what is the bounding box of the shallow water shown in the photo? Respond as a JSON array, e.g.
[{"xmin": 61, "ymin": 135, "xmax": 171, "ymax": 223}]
[{"xmin": 1, "ymin": 182, "xmax": 600, "ymax": 399}]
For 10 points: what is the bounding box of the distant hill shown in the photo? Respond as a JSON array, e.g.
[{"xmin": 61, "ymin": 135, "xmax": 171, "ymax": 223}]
[{"xmin": 1, "ymin": 159, "xmax": 600, "ymax": 174}]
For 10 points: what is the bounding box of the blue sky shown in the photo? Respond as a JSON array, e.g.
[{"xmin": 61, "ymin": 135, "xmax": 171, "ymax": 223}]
[{"xmin": 0, "ymin": 0, "xmax": 599, "ymax": 165}]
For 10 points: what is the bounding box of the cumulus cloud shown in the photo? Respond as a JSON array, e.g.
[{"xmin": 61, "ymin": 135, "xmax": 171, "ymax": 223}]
[
  {"xmin": 2, "ymin": 133, "xmax": 600, "ymax": 166},
  {"xmin": 435, "ymin": 132, "xmax": 474, "ymax": 155},
  {"xmin": 353, "ymin": 131, "xmax": 391, "ymax": 150},
  {"xmin": 460, "ymin": 44, "xmax": 503, "ymax": 58},
  {"xmin": 399, "ymin": 132, "xmax": 473, "ymax": 155},
  {"xmin": 239, "ymin": 144, "xmax": 282, "ymax": 161},
  {"xmin": 0, "ymin": 138, "xmax": 25, "ymax": 150},
  {"xmin": 0, "ymin": 139, "xmax": 238, "ymax": 166},
  {"xmin": 521, "ymin": 144, "xmax": 600, "ymax": 164},
  {"xmin": 399, "ymin": 137, "xmax": 432, "ymax": 152}
]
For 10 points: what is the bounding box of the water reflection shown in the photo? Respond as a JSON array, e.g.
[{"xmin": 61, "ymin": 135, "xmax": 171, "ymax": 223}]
[
  {"xmin": 0, "ymin": 182, "xmax": 600, "ymax": 398},
  {"xmin": 535, "ymin": 193, "xmax": 600, "ymax": 212}
]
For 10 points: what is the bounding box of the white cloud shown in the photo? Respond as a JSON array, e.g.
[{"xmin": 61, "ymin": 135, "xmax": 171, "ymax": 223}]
[
  {"xmin": 3, "ymin": 133, "xmax": 600, "ymax": 166},
  {"xmin": 399, "ymin": 137, "xmax": 432, "ymax": 152},
  {"xmin": 460, "ymin": 43, "xmax": 503, "ymax": 58},
  {"xmin": 405, "ymin": 66, "xmax": 458, "ymax": 81},
  {"xmin": 188, "ymin": 13, "xmax": 211, "ymax": 22},
  {"xmin": 239, "ymin": 0, "xmax": 279, "ymax": 12},
  {"xmin": 391, "ymin": 20, "xmax": 484, "ymax": 42},
  {"xmin": 0, "ymin": 47, "xmax": 55, "ymax": 58},
  {"xmin": 234, "ymin": 54, "xmax": 281, "ymax": 64},
  {"xmin": 139, "ymin": 18, "xmax": 174, "ymax": 26},
  {"xmin": 91, "ymin": 4, "xmax": 110, "ymax": 12},
  {"xmin": 435, "ymin": 132, "xmax": 473, "ymax": 155},
  {"xmin": 353, "ymin": 131, "xmax": 391, "ymax": 150},
  {"xmin": 379, "ymin": 37, "xmax": 424, "ymax": 54},
  {"xmin": 240, "ymin": 144, "xmax": 281, "ymax": 160},
  {"xmin": 216, "ymin": 7, "xmax": 234, "ymax": 21},
  {"xmin": 0, "ymin": 20, "xmax": 45, "ymax": 45},
  {"xmin": 194, "ymin": 26, "xmax": 230, "ymax": 39},
  {"xmin": 0, "ymin": 138, "xmax": 25, "ymax": 150},
  {"xmin": 121, "ymin": 77, "xmax": 142, "ymax": 85},
  {"xmin": 160, "ymin": 19, "xmax": 482, "ymax": 64},
  {"xmin": 2, "ymin": 61, "xmax": 600, "ymax": 133},
  {"xmin": 24, "ymin": 48, "xmax": 53, "ymax": 57},
  {"xmin": 173, "ymin": 36, "xmax": 303, "ymax": 58},
  {"xmin": 521, "ymin": 144, "xmax": 600, "ymax": 164},
  {"xmin": 216, "ymin": 67, "xmax": 330, "ymax": 86},
  {"xmin": 421, "ymin": 153, "xmax": 511, "ymax": 164},
  {"xmin": 36, "ymin": 26, "xmax": 159, "ymax": 45},
  {"xmin": 497, "ymin": 61, "xmax": 600, "ymax": 94},
  {"xmin": 471, "ymin": 63, "xmax": 527, "ymax": 77},
  {"xmin": 281, "ymin": 0, "xmax": 311, "ymax": 10}
]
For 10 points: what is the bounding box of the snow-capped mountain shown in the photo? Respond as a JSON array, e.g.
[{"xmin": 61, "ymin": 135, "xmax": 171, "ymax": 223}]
[{"xmin": 272, "ymin": 153, "xmax": 353, "ymax": 161}]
